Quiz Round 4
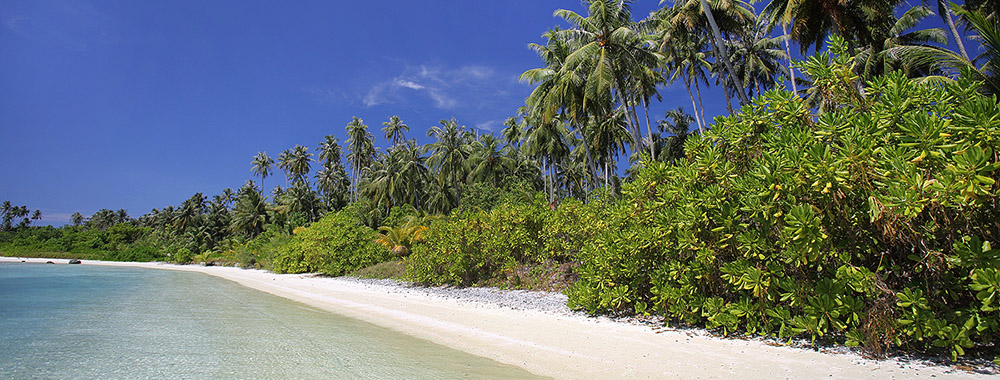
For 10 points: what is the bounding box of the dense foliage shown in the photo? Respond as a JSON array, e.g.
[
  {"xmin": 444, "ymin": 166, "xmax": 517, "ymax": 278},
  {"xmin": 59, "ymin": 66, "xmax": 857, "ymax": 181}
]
[
  {"xmin": 0, "ymin": 224, "xmax": 163, "ymax": 262},
  {"xmin": 404, "ymin": 194, "xmax": 607, "ymax": 288},
  {"xmin": 567, "ymin": 40, "xmax": 999, "ymax": 358},
  {"xmin": 271, "ymin": 208, "xmax": 389, "ymax": 276}
]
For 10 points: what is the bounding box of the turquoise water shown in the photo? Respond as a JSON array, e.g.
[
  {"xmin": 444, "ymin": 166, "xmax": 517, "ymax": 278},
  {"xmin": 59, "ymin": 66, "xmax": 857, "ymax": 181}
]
[{"xmin": 0, "ymin": 263, "xmax": 543, "ymax": 379}]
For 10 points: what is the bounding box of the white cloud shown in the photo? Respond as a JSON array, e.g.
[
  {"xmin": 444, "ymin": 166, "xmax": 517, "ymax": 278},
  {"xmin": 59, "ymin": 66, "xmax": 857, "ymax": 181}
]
[
  {"xmin": 354, "ymin": 63, "xmax": 520, "ymax": 112},
  {"xmin": 394, "ymin": 79, "xmax": 425, "ymax": 90},
  {"xmin": 475, "ymin": 120, "xmax": 501, "ymax": 132}
]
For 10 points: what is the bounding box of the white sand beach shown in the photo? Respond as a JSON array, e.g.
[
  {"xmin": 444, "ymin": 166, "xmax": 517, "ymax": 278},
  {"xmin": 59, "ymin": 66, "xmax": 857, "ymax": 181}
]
[{"xmin": 3, "ymin": 257, "xmax": 995, "ymax": 380}]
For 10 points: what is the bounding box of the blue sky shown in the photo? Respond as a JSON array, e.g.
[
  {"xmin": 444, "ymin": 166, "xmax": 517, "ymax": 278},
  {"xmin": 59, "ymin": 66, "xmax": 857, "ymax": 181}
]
[{"xmin": 0, "ymin": 0, "xmax": 961, "ymax": 225}]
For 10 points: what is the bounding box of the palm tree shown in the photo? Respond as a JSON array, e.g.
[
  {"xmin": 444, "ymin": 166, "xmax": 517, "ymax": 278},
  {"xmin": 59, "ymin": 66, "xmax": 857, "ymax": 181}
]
[
  {"xmin": 670, "ymin": 0, "xmax": 753, "ymax": 105},
  {"xmin": 276, "ymin": 148, "xmax": 294, "ymax": 186},
  {"xmin": 281, "ymin": 181, "xmax": 320, "ymax": 222},
  {"xmin": 375, "ymin": 222, "xmax": 427, "ymax": 257},
  {"xmin": 469, "ymin": 133, "xmax": 511, "ymax": 188},
  {"xmin": 730, "ymin": 18, "xmax": 788, "ymax": 98},
  {"xmin": 548, "ymin": 1, "xmax": 663, "ymax": 160},
  {"xmin": 314, "ymin": 162, "xmax": 350, "ymax": 211},
  {"xmin": 174, "ymin": 193, "xmax": 205, "ymax": 232},
  {"xmin": 521, "ymin": 27, "xmax": 598, "ymax": 176},
  {"xmin": 346, "ymin": 116, "xmax": 376, "ymax": 202},
  {"xmin": 316, "ymin": 135, "xmax": 344, "ymax": 169},
  {"xmin": 501, "ymin": 114, "xmax": 524, "ymax": 148},
  {"xmin": 71, "ymin": 212, "xmax": 85, "ymax": 226},
  {"xmin": 659, "ymin": 107, "xmax": 695, "ymax": 163},
  {"xmin": 427, "ymin": 118, "xmax": 473, "ymax": 209},
  {"xmin": 656, "ymin": 14, "xmax": 712, "ymax": 133},
  {"xmin": 393, "ymin": 140, "xmax": 431, "ymax": 209},
  {"xmin": 588, "ymin": 111, "xmax": 629, "ymax": 188},
  {"xmin": 768, "ymin": 0, "xmax": 887, "ymax": 54},
  {"xmin": 760, "ymin": 0, "xmax": 802, "ymax": 94},
  {"xmin": 231, "ymin": 180, "xmax": 268, "ymax": 238},
  {"xmin": 287, "ymin": 145, "xmax": 313, "ymax": 185},
  {"xmin": 115, "ymin": 209, "xmax": 129, "ymax": 224},
  {"xmin": 424, "ymin": 175, "xmax": 457, "ymax": 214},
  {"xmin": 523, "ymin": 115, "xmax": 571, "ymax": 202},
  {"xmin": 382, "ymin": 115, "xmax": 409, "ymax": 148},
  {"xmin": 890, "ymin": 7, "xmax": 1000, "ymax": 94},
  {"xmin": 927, "ymin": 0, "xmax": 970, "ymax": 61},
  {"xmin": 855, "ymin": 5, "xmax": 946, "ymax": 81},
  {"xmin": 361, "ymin": 153, "xmax": 397, "ymax": 212},
  {"xmin": 503, "ymin": 145, "xmax": 544, "ymax": 190},
  {"xmin": 251, "ymin": 152, "xmax": 274, "ymax": 191},
  {"xmin": 220, "ymin": 188, "xmax": 236, "ymax": 209}
]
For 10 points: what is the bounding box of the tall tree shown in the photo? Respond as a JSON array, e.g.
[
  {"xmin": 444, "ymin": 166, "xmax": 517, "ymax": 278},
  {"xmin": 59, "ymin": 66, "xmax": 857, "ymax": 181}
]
[
  {"xmin": 549, "ymin": 0, "xmax": 662, "ymax": 160},
  {"xmin": 656, "ymin": 14, "xmax": 712, "ymax": 134},
  {"xmin": 231, "ymin": 180, "xmax": 268, "ymax": 238},
  {"xmin": 469, "ymin": 133, "xmax": 511, "ymax": 188},
  {"xmin": 381, "ymin": 115, "xmax": 409, "ymax": 148},
  {"xmin": 523, "ymin": 115, "xmax": 571, "ymax": 202},
  {"xmin": 658, "ymin": 107, "xmax": 694, "ymax": 163},
  {"xmin": 71, "ymin": 212, "xmax": 85, "ymax": 226},
  {"xmin": 315, "ymin": 136, "xmax": 350, "ymax": 211},
  {"xmin": 665, "ymin": 0, "xmax": 755, "ymax": 107},
  {"xmin": 892, "ymin": 7, "xmax": 1000, "ymax": 94},
  {"xmin": 276, "ymin": 149, "xmax": 294, "ymax": 186},
  {"xmin": 427, "ymin": 118, "xmax": 473, "ymax": 209},
  {"xmin": 251, "ymin": 152, "xmax": 274, "ymax": 192},
  {"xmin": 287, "ymin": 145, "xmax": 313, "ymax": 185},
  {"xmin": 855, "ymin": 5, "xmax": 946, "ymax": 80},
  {"xmin": 730, "ymin": 18, "xmax": 788, "ymax": 98},
  {"xmin": 345, "ymin": 117, "xmax": 376, "ymax": 202}
]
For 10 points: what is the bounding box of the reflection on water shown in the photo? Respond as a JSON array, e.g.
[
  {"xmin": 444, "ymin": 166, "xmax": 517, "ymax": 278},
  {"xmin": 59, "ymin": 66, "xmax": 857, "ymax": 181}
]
[{"xmin": 0, "ymin": 263, "xmax": 544, "ymax": 379}]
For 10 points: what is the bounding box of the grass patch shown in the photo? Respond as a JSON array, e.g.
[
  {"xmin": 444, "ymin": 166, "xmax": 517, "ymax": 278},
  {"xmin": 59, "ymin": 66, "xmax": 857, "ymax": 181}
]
[{"xmin": 351, "ymin": 260, "xmax": 405, "ymax": 279}]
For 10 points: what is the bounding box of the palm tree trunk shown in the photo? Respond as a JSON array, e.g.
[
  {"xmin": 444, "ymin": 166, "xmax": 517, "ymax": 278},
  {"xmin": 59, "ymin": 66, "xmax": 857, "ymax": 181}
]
[
  {"xmin": 701, "ymin": 0, "xmax": 750, "ymax": 105},
  {"xmin": 452, "ymin": 163, "xmax": 461, "ymax": 209},
  {"xmin": 695, "ymin": 79, "xmax": 707, "ymax": 133},
  {"xmin": 544, "ymin": 157, "xmax": 554, "ymax": 203},
  {"xmin": 781, "ymin": 22, "xmax": 799, "ymax": 95},
  {"xmin": 604, "ymin": 161, "xmax": 609, "ymax": 189},
  {"xmin": 685, "ymin": 77, "xmax": 705, "ymax": 135},
  {"xmin": 577, "ymin": 123, "xmax": 599, "ymax": 194},
  {"xmin": 612, "ymin": 77, "xmax": 643, "ymax": 155},
  {"xmin": 721, "ymin": 76, "xmax": 734, "ymax": 114},
  {"xmin": 943, "ymin": 4, "xmax": 970, "ymax": 61},
  {"xmin": 641, "ymin": 97, "xmax": 656, "ymax": 161}
]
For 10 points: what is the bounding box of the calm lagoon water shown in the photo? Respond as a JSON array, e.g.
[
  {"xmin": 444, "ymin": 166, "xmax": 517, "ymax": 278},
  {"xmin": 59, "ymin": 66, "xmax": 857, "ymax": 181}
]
[{"xmin": 0, "ymin": 263, "xmax": 543, "ymax": 379}]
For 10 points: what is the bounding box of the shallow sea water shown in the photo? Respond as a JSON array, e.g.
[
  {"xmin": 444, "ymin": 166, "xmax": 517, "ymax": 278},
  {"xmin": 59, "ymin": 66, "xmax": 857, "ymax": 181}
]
[{"xmin": 0, "ymin": 263, "xmax": 543, "ymax": 379}]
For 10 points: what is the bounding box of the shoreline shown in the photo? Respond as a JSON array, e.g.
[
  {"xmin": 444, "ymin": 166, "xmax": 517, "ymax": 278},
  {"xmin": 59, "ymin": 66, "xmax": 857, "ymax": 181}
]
[{"xmin": 2, "ymin": 257, "xmax": 995, "ymax": 379}]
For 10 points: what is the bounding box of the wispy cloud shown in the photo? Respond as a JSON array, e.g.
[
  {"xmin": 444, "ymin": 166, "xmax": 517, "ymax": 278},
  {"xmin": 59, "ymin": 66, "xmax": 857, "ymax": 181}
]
[
  {"xmin": 361, "ymin": 63, "xmax": 506, "ymax": 110},
  {"xmin": 475, "ymin": 120, "xmax": 501, "ymax": 132},
  {"xmin": 394, "ymin": 79, "xmax": 424, "ymax": 90},
  {"xmin": 1, "ymin": 0, "xmax": 118, "ymax": 51}
]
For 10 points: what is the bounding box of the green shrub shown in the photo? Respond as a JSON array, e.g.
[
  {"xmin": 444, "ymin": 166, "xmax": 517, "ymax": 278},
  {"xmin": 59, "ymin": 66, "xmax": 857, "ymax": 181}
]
[
  {"xmin": 272, "ymin": 210, "xmax": 389, "ymax": 276},
  {"xmin": 405, "ymin": 193, "xmax": 604, "ymax": 288},
  {"xmin": 567, "ymin": 38, "xmax": 1000, "ymax": 359},
  {"xmin": 171, "ymin": 247, "xmax": 193, "ymax": 264},
  {"xmin": 235, "ymin": 229, "xmax": 291, "ymax": 271}
]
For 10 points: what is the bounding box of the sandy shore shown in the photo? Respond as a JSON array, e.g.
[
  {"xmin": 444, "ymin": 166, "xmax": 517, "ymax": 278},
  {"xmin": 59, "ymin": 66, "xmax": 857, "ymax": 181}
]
[{"xmin": 3, "ymin": 257, "xmax": 996, "ymax": 379}]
